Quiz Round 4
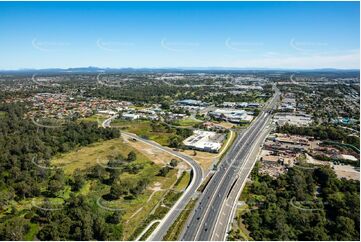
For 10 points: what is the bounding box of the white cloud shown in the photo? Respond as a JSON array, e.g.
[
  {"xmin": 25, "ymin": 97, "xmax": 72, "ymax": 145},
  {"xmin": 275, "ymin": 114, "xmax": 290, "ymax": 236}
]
[{"xmin": 225, "ymin": 50, "xmax": 360, "ymax": 69}]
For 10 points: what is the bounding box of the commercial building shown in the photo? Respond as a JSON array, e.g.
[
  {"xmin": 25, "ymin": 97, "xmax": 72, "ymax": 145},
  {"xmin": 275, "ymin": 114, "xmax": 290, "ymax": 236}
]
[
  {"xmin": 183, "ymin": 130, "xmax": 224, "ymax": 153},
  {"xmin": 122, "ymin": 113, "xmax": 140, "ymax": 120},
  {"xmin": 273, "ymin": 113, "xmax": 312, "ymax": 126},
  {"xmin": 209, "ymin": 108, "xmax": 254, "ymax": 123},
  {"xmin": 176, "ymin": 99, "xmax": 206, "ymax": 106}
]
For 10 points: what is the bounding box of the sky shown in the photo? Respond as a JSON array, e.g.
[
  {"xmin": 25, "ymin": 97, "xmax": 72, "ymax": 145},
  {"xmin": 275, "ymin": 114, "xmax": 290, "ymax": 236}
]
[{"xmin": 0, "ymin": 1, "xmax": 359, "ymax": 70}]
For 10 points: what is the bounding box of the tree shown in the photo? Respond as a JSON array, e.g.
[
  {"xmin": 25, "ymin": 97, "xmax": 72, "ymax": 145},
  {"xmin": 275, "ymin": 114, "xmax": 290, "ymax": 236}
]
[
  {"xmin": 48, "ymin": 179, "xmax": 64, "ymax": 197},
  {"xmin": 37, "ymin": 223, "xmax": 60, "ymax": 240},
  {"xmin": 72, "ymin": 169, "xmax": 85, "ymax": 192},
  {"xmin": 127, "ymin": 151, "xmax": 137, "ymax": 162},
  {"xmin": 332, "ymin": 216, "xmax": 358, "ymax": 240},
  {"xmin": 108, "ymin": 181, "xmax": 128, "ymax": 199},
  {"xmin": 160, "ymin": 102, "xmax": 170, "ymax": 110},
  {"xmin": 106, "ymin": 211, "xmax": 122, "ymax": 224},
  {"xmin": 130, "ymin": 179, "xmax": 148, "ymax": 196},
  {"xmin": 0, "ymin": 218, "xmax": 25, "ymax": 240},
  {"xmin": 169, "ymin": 135, "xmax": 181, "ymax": 148},
  {"xmin": 157, "ymin": 166, "xmax": 170, "ymax": 177},
  {"xmin": 169, "ymin": 159, "xmax": 178, "ymax": 168}
]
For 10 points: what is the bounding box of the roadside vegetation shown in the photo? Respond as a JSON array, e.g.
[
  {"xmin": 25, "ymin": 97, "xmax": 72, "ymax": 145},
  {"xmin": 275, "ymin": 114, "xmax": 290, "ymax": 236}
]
[
  {"xmin": 139, "ymin": 221, "xmax": 160, "ymax": 240},
  {"xmin": 276, "ymin": 123, "xmax": 360, "ymax": 147},
  {"xmin": 229, "ymin": 162, "xmax": 360, "ymax": 241},
  {"xmin": 163, "ymin": 198, "xmax": 198, "ymax": 241}
]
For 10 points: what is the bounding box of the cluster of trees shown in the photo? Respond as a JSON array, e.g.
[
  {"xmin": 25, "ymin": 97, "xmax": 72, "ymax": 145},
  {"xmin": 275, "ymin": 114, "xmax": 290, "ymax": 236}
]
[
  {"xmin": 157, "ymin": 159, "xmax": 179, "ymax": 177},
  {"xmin": 0, "ymin": 103, "xmax": 120, "ymax": 202},
  {"xmin": 168, "ymin": 128, "xmax": 193, "ymax": 148},
  {"xmin": 0, "ymin": 194, "xmax": 123, "ymax": 240},
  {"xmin": 88, "ymin": 84, "xmax": 194, "ymax": 103},
  {"xmin": 87, "ymin": 151, "xmax": 151, "ymax": 201},
  {"xmin": 0, "ymin": 103, "xmax": 122, "ymax": 240},
  {"xmin": 241, "ymin": 165, "xmax": 359, "ymax": 241},
  {"xmin": 204, "ymin": 91, "xmax": 271, "ymax": 104},
  {"xmin": 276, "ymin": 123, "xmax": 360, "ymax": 147}
]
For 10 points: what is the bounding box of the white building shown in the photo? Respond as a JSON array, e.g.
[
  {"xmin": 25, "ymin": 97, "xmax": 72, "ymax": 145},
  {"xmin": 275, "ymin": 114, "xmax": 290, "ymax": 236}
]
[
  {"xmin": 183, "ymin": 130, "xmax": 224, "ymax": 153},
  {"xmin": 209, "ymin": 108, "xmax": 254, "ymax": 123},
  {"xmin": 122, "ymin": 113, "xmax": 140, "ymax": 120}
]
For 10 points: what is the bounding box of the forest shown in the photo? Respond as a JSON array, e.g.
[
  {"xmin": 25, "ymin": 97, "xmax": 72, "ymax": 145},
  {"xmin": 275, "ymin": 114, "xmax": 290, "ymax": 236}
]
[
  {"xmin": 276, "ymin": 123, "xmax": 360, "ymax": 147},
  {"xmin": 0, "ymin": 103, "xmax": 121, "ymax": 240},
  {"xmin": 237, "ymin": 164, "xmax": 360, "ymax": 241}
]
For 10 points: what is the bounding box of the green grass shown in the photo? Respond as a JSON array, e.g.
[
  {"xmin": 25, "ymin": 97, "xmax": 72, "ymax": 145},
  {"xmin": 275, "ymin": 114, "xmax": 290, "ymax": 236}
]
[
  {"xmin": 229, "ymin": 204, "xmax": 253, "ymax": 241},
  {"xmin": 49, "ymin": 136, "xmax": 186, "ymax": 240},
  {"xmin": 139, "ymin": 221, "xmax": 160, "ymax": 241},
  {"xmin": 23, "ymin": 223, "xmax": 39, "ymax": 240},
  {"xmin": 78, "ymin": 114, "xmax": 107, "ymax": 124},
  {"xmin": 51, "ymin": 138, "xmax": 149, "ymax": 174},
  {"xmin": 121, "ymin": 169, "xmax": 178, "ymax": 239},
  {"xmin": 173, "ymin": 118, "xmax": 202, "ymax": 127},
  {"xmin": 127, "ymin": 184, "xmax": 182, "ymax": 240},
  {"xmin": 5, "ymin": 127, "xmax": 187, "ymax": 241},
  {"xmin": 174, "ymin": 171, "xmax": 191, "ymax": 192},
  {"xmin": 111, "ymin": 120, "xmax": 174, "ymax": 146},
  {"xmin": 163, "ymin": 198, "xmax": 198, "ymax": 241}
]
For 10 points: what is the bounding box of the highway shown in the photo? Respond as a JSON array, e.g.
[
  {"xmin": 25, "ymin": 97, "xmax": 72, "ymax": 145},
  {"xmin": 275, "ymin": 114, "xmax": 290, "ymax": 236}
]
[
  {"xmin": 101, "ymin": 116, "xmax": 204, "ymax": 241},
  {"xmin": 181, "ymin": 89, "xmax": 280, "ymax": 241}
]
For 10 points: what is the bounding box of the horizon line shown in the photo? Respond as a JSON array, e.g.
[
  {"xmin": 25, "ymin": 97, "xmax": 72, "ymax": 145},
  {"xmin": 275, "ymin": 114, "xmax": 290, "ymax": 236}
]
[{"xmin": 0, "ymin": 66, "xmax": 360, "ymax": 72}]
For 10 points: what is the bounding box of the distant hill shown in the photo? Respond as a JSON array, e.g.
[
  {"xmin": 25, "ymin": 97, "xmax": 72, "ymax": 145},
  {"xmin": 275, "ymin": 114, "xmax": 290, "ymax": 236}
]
[{"xmin": 0, "ymin": 66, "xmax": 359, "ymax": 75}]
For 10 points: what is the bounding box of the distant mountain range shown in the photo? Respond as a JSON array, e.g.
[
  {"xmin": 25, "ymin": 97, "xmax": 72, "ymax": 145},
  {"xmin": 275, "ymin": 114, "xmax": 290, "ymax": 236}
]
[{"xmin": 0, "ymin": 66, "xmax": 359, "ymax": 74}]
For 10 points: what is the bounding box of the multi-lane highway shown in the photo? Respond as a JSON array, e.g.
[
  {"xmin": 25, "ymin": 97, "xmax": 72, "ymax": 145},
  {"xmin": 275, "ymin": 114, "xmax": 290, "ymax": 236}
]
[
  {"xmin": 102, "ymin": 88, "xmax": 279, "ymax": 241},
  {"xmin": 181, "ymin": 89, "xmax": 280, "ymax": 241}
]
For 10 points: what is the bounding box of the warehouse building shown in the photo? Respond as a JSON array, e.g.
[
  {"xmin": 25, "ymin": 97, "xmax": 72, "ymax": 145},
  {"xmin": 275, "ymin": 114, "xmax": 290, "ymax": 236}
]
[
  {"xmin": 209, "ymin": 108, "xmax": 254, "ymax": 123},
  {"xmin": 183, "ymin": 130, "xmax": 224, "ymax": 153}
]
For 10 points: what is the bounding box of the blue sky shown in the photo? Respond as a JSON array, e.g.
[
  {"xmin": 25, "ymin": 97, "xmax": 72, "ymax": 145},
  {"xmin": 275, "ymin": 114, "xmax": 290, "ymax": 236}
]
[{"xmin": 0, "ymin": 1, "xmax": 359, "ymax": 69}]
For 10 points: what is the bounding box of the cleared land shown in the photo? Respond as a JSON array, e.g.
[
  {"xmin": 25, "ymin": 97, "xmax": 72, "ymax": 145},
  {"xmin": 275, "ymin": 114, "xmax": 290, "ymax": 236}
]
[
  {"xmin": 78, "ymin": 113, "xmax": 108, "ymax": 124},
  {"xmin": 123, "ymin": 136, "xmax": 182, "ymax": 166},
  {"xmin": 172, "ymin": 118, "xmax": 203, "ymax": 127},
  {"xmin": 51, "ymin": 137, "xmax": 184, "ymax": 240},
  {"xmin": 111, "ymin": 120, "xmax": 174, "ymax": 146},
  {"xmin": 51, "ymin": 137, "xmax": 145, "ymax": 174}
]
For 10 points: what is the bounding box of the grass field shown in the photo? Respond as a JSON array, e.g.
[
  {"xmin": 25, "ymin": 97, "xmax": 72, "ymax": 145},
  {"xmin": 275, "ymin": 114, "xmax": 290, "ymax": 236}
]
[
  {"xmin": 78, "ymin": 114, "xmax": 108, "ymax": 124},
  {"xmin": 163, "ymin": 198, "xmax": 198, "ymax": 240},
  {"xmin": 51, "ymin": 136, "xmax": 181, "ymax": 240},
  {"xmin": 173, "ymin": 118, "xmax": 203, "ymax": 127},
  {"xmin": 111, "ymin": 120, "xmax": 174, "ymax": 146},
  {"xmin": 120, "ymin": 169, "xmax": 178, "ymax": 239},
  {"xmin": 51, "ymin": 137, "xmax": 149, "ymax": 174}
]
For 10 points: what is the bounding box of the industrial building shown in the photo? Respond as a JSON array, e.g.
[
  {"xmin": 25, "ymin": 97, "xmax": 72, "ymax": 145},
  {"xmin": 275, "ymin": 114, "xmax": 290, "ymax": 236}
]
[
  {"xmin": 182, "ymin": 130, "xmax": 224, "ymax": 153},
  {"xmin": 273, "ymin": 112, "xmax": 312, "ymax": 126}
]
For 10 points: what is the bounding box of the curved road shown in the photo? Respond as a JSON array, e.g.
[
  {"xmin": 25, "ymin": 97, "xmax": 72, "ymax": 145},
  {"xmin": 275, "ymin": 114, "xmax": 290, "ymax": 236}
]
[{"xmin": 101, "ymin": 116, "xmax": 204, "ymax": 241}]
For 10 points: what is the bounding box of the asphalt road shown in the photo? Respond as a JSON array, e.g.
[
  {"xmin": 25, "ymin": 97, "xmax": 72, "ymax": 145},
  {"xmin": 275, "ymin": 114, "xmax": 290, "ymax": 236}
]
[
  {"xmin": 181, "ymin": 90, "xmax": 280, "ymax": 241},
  {"xmin": 101, "ymin": 116, "xmax": 204, "ymax": 241},
  {"xmin": 123, "ymin": 132, "xmax": 204, "ymax": 241},
  {"xmin": 212, "ymin": 117, "xmax": 273, "ymax": 240}
]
